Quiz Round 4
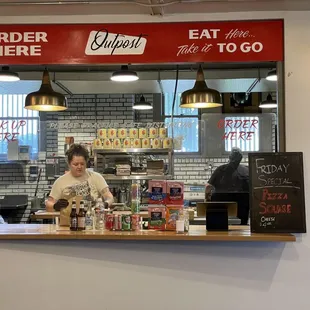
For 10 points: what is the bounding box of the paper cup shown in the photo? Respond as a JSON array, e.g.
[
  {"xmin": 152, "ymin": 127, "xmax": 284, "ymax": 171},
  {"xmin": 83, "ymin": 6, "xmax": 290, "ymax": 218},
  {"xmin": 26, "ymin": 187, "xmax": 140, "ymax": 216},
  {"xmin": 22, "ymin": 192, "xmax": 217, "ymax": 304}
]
[
  {"xmin": 118, "ymin": 128, "xmax": 127, "ymax": 139},
  {"xmin": 152, "ymin": 138, "xmax": 161, "ymax": 149},
  {"xmin": 102, "ymin": 139, "xmax": 112, "ymax": 149},
  {"xmin": 113, "ymin": 139, "xmax": 121, "ymax": 148},
  {"xmin": 93, "ymin": 139, "xmax": 102, "ymax": 149},
  {"xmin": 139, "ymin": 128, "xmax": 148, "ymax": 139},
  {"xmin": 159, "ymin": 128, "xmax": 167, "ymax": 138},
  {"xmin": 98, "ymin": 129, "xmax": 107, "ymax": 139},
  {"xmin": 163, "ymin": 138, "xmax": 172, "ymax": 149},
  {"xmin": 133, "ymin": 138, "xmax": 141, "ymax": 148},
  {"xmin": 123, "ymin": 138, "xmax": 131, "ymax": 148},
  {"xmin": 129, "ymin": 128, "xmax": 138, "ymax": 139},
  {"xmin": 142, "ymin": 138, "xmax": 150, "ymax": 148},
  {"xmin": 108, "ymin": 128, "xmax": 117, "ymax": 139},
  {"xmin": 149, "ymin": 128, "xmax": 158, "ymax": 138}
]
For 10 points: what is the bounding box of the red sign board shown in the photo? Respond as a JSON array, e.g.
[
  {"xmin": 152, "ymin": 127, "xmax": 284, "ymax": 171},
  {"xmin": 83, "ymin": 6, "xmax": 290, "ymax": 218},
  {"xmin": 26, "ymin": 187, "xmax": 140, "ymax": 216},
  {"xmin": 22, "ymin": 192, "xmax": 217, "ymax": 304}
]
[{"xmin": 0, "ymin": 20, "xmax": 283, "ymax": 65}]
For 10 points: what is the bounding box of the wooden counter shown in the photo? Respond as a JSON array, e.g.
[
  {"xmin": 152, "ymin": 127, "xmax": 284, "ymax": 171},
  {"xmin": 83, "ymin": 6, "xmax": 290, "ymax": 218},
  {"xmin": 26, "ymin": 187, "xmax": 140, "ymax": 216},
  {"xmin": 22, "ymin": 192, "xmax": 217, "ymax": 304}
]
[{"xmin": 0, "ymin": 224, "xmax": 296, "ymax": 242}]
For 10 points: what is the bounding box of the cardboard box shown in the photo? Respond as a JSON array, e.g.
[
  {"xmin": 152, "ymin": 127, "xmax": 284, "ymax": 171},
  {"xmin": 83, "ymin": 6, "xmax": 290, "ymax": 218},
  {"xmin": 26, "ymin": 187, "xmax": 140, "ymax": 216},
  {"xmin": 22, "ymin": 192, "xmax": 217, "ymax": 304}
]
[
  {"xmin": 196, "ymin": 202, "xmax": 237, "ymax": 217},
  {"xmin": 166, "ymin": 181, "xmax": 184, "ymax": 205},
  {"xmin": 148, "ymin": 205, "xmax": 166, "ymax": 230},
  {"xmin": 166, "ymin": 205, "xmax": 183, "ymax": 231},
  {"xmin": 148, "ymin": 180, "xmax": 167, "ymax": 204}
]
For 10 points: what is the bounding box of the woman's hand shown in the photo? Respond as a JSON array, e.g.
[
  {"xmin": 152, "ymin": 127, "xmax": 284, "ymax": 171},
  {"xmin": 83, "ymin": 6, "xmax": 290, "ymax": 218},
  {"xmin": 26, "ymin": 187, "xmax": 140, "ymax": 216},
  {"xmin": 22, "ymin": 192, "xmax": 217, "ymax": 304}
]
[
  {"xmin": 53, "ymin": 199, "xmax": 69, "ymax": 211},
  {"xmin": 45, "ymin": 197, "xmax": 68, "ymax": 212}
]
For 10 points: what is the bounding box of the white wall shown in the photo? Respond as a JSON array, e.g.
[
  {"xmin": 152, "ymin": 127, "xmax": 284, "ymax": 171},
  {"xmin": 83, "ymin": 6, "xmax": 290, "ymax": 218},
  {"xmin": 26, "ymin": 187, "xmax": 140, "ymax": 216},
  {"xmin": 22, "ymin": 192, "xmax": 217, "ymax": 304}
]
[{"xmin": 1, "ymin": 11, "xmax": 310, "ymax": 310}]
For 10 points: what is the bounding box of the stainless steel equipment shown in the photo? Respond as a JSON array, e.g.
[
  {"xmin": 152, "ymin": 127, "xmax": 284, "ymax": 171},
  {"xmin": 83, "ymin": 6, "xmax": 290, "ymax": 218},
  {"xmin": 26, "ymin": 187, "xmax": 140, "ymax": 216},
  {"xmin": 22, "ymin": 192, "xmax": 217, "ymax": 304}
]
[{"xmin": 184, "ymin": 183, "xmax": 206, "ymax": 206}]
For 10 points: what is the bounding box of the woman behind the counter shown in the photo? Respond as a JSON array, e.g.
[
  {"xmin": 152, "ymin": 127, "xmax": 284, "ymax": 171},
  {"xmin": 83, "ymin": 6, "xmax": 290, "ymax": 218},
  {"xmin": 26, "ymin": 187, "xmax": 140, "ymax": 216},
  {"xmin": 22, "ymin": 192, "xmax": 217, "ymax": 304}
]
[{"xmin": 46, "ymin": 143, "xmax": 113, "ymax": 214}]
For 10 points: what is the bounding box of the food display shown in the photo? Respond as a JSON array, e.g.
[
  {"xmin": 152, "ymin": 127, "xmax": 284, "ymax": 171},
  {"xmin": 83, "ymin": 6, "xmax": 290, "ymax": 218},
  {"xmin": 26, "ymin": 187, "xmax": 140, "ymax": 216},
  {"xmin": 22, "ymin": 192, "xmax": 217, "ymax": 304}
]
[
  {"xmin": 147, "ymin": 180, "xmax": 185, "ymax": 231},
  {"xmin": 72, "ymin": 179, "xmax": 185, "ymax": 233},
  {"xmin": 92, "ymin": 125, "xmax": 172, "ymax": 150}
]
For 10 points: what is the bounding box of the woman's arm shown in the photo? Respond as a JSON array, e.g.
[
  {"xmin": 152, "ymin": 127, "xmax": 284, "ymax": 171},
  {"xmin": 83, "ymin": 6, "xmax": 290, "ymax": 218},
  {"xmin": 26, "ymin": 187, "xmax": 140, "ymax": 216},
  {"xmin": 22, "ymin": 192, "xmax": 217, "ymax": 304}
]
[
  {"xmin": 45, "ymin": 196, "xmax": 56, "ymax": 212},
  {"xmin": 205, "ymin": 183, "xmax": 214, "ymax": 201},
  {"xmin": 101, "ymin": 187, "xmax": 114, "ymax": 207}
]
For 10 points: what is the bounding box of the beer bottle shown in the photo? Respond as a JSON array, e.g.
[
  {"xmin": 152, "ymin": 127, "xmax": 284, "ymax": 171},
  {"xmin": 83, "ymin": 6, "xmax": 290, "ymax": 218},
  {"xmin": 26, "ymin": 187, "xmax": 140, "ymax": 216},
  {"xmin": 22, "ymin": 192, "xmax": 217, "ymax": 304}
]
[
  {"xmin": 70, "ymin": 200, "xmax": 78, "ymax": 231},
  {"xmin": 78, "ymin": 200, "xmax": 86, "ymax": 231}
]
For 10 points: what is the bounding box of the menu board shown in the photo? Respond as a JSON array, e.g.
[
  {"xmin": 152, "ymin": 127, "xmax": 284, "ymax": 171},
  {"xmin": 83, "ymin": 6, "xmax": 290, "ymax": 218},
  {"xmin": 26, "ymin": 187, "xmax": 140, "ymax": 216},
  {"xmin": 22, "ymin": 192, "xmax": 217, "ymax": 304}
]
[{"xmin": 249, "ymin": 152, "xmax": 306, "ymax": 233}]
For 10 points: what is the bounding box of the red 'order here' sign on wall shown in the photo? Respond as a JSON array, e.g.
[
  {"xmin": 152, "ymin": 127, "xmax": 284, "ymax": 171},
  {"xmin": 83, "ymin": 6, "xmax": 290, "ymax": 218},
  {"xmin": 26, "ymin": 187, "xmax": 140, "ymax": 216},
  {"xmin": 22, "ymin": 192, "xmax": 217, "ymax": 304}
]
[{"xmin": 0, "ymin": 20, "xmax": 283, "ymax": 64}]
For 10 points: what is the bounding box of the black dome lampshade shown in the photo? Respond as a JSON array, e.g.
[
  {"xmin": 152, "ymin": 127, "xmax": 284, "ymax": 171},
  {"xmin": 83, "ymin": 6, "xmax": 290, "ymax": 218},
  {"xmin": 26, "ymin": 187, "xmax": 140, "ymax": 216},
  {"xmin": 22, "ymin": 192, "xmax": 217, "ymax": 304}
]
[
  {"xmin": 259, "ymin": 93, "xmax": 277, "ymax": 109},
  {"xmin": 24, "ymin": 69, "xmax": 67, "ymax": 112},
  {"xmin": 110, "ymin": 65, "xmax": 139, "ymax": 82},
  {"xmin": 266, "ymin": 69, "xmax": 277, "ymax": 81},
  {"xmin": 180, "ymin": 64, "xmax": 222, "ymax": 109},
  {"xmin": 133, "ymin": 95, "xmax": 153, "ymax": 110},
  {"xmin": 0, "ymin": 66, "xmax": 20, "ymax": 81}
]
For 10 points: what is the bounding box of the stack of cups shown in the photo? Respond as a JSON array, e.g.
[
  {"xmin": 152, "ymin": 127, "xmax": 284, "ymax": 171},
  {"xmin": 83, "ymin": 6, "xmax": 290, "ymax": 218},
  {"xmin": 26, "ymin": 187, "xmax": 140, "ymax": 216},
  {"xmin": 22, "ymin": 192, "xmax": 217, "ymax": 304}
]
[{"xmin": 131, "ymin": 181, "xmax": 140, "ymax": 214}]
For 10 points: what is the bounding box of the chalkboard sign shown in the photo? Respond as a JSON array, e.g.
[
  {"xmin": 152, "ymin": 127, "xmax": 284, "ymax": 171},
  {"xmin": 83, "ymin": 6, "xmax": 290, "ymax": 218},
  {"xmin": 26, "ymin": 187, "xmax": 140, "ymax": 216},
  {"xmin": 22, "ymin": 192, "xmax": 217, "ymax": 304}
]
[{"xmin": 249, "ymin": 152, "xmax": 306, "ymax": 233}]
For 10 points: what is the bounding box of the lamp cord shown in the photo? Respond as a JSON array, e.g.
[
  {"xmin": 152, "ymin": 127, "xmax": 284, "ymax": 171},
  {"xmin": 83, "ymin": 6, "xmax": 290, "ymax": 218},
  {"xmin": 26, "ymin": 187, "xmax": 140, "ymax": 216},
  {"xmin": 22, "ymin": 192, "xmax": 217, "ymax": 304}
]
[{"xmin": 171, "ymin": 65, "xmax": 179, "ymax": 141}]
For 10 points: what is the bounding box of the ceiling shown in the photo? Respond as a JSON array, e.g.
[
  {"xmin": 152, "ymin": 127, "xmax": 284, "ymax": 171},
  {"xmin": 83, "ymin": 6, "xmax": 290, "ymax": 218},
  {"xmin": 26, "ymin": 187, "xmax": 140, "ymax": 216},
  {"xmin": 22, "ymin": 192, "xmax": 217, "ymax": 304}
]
[
  {"xmin": 0, "ymin": 62, "xmax": 277, "ymax": 95},
  {"xmin": 0, "ymin": 67, "xmax": 278, "ymax": 94},
  {"xmin": 0, "ymin": 62, "xmax": 277, "ymax": 94},
  {"xmin": 0, "ymin": 0, "xmax": 308, "ymax": 16}
]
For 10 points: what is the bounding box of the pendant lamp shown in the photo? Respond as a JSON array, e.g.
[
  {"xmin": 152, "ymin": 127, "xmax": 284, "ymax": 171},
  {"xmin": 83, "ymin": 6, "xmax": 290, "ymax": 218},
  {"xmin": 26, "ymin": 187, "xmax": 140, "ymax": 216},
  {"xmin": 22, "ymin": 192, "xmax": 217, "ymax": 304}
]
[
  {"xmin": 0, "ymin": 66, "xmax": 20, "ymax": 81},
  {"xmin": 24, "ymin": 69, "xmax": 67, "ymax": 112},
  {"xmin": 133, "ymin": 95, "xmax": 153, "ymax": 110},
  {"xmin": 266, "ymin": 69, "xmax": 277, "ymax": 81},
  {"xmin": 110, "ymin": 65, "xmax": 139, "ymax": 82},
  {"xmin": 180, "ymin": 65, "xmax": 222, "ymax": 108},
  {"xmin": 259, "ymin": 93, "xmax": 277, "ymax": 109}
]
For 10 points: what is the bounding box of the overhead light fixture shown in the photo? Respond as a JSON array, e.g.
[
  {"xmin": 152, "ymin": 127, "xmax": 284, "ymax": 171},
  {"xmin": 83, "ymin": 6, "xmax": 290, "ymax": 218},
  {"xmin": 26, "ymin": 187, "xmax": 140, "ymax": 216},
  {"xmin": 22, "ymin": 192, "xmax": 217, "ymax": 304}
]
[
  {"xmin": 133, "ymin": 95, "xmax": 153, "ymax": 110},
  {"xmin": 110, "ymin": 65, "xmax": 139, "ymax": 82},
  {"xmin": 259, "ymin": 93, "xmax": 277, "ymax": 109},
  {"xmin": 266, "ymin": 69, "xmax": 277, "ymax": 81},
  {"xmin": 0, "ymin": 66, "xmax": 20, "ymax": 81},
  {"xmin": 24, "ymin": 69, "xmax": 68, "ymax": 112},
  {"xmin": 180, "ymin": 64, "xmax": 222, "ymax": 109}
]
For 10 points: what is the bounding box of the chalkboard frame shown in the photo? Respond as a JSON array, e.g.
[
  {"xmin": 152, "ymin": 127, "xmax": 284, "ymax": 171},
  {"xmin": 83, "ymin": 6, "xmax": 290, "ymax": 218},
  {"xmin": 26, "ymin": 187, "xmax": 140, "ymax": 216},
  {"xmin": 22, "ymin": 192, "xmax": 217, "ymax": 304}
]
[{"xmin": 249, "ymin": 152, "xmax": 306, "ymax": 233}]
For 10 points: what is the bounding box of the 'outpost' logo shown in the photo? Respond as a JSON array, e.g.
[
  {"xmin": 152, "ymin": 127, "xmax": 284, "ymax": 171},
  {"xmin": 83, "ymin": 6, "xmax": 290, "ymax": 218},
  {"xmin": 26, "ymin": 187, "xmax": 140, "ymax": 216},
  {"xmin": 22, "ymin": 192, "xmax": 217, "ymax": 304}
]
[{"xmin": 85, "ymin": 28, "xmax": 147, "ymax": 56}]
